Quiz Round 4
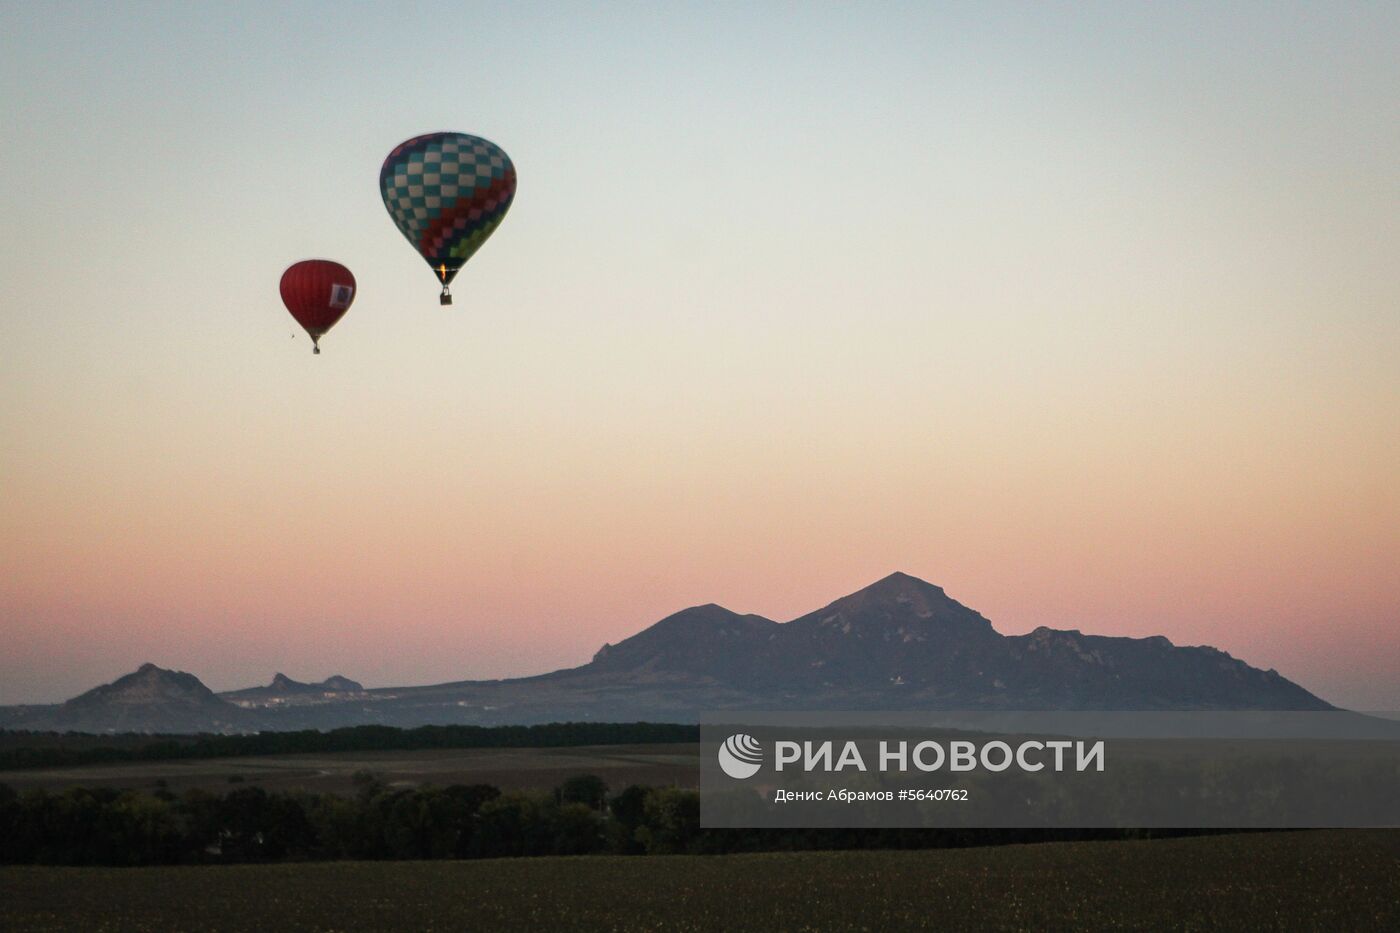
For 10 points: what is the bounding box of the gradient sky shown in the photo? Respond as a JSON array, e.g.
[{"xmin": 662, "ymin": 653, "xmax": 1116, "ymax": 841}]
[{"xmin": 2, "ymin": 2, "xmax": 1397, "ymax": 708}]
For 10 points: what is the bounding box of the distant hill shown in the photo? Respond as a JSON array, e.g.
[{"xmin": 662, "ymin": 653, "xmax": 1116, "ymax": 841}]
[
  {"xmin": 221, "ymin": 673, "xmax": 366, "ymax": 708},
  {"xmin": 3, "ymin": 573, "xmax": 1333, "ymax": 732},
  {"xmin": 42, "ymin": 663, "xmax": 252, "ymax": 734}
]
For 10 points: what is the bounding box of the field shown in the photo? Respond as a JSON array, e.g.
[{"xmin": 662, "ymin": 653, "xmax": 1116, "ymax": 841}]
[
  {"xmin": 0, "ymin": 743, "xmax": 698, "ymax": 795},
  {"xmin": 3, "ymin": 831, "xmax": 1398, "ymax": 932}
]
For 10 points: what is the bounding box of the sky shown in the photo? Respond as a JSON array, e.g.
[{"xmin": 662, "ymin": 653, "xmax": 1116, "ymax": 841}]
[{"xmin": 2, "ymin": 2, "xmax": 1397, "ymax": 709}]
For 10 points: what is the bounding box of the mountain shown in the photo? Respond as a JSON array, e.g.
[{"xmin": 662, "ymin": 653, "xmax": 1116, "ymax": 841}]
[
  {"xmin": 2, "ymin": 574, "xmax": 1335, "ymax": 732},
  {"xmin": 221, "ymin": 673, "xmax": 366, "ymax": 707},
  {"xmin": 560, "ymin": 572, "xmax": 1328, "ymax": 712},
  {"xmin": 42, "ymin": 663, "xmax": 252, "ymax": 733},
  {"xmin": 766, "ymin": 571, "xmax": 1005, "ymax": 694},
  {"xmin": 583, "ymin": 604, "xmax": 780, "ymax": 683},
  {"xmin": 996, "ymin": 626, "xmax": 1323, "ymax": 710}
]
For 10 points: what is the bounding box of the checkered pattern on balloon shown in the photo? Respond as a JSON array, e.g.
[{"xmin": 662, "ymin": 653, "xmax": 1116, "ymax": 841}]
[{"xmin": 379, "ymin": 132, "xmax": 517, "ymax": 304}]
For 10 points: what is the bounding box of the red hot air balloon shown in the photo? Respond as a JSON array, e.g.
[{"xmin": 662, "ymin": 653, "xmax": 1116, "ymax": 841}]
[{"xmin": 279, "ymin": 260, "xmax": 357, "ymax": 354}]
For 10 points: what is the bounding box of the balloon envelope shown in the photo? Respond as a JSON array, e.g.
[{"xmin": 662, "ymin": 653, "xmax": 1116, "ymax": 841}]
[
  {"xmin": 280, "ymin": 260, "xmax": 356, "ymax": 353},
  {"xmin": 379, "ymin": 132, "xmax": 516, "ymax": 298}
]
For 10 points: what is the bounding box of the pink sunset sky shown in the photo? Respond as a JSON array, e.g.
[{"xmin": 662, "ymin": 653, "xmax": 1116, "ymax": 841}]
[{"xmin": 2, "ymin": 3, "xmax": 1397, "ymax": 708}]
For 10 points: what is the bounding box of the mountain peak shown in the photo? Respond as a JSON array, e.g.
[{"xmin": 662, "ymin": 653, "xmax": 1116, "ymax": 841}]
[
  {"xmin": 793, "ymin": 572, "xmax": 993, "ymax": 637},
  {"xmin": 265, "ymin": 673, "xmax": 364, "ymax": 692},
  {"xmin": 67, "ymin": 665, "xmax": 218, "ymax": 703},
  {"xmin": 862, "ymin": 571, "xmax": 946, "ymax": 598},
  {"xmin": 659, "ymin": 603, "xmax": 742, "ymax": 625},
  {"xmin": 52, "ymin": 663, "xmax": 247, "ymax": 732},
  {"xmin": 583, "ymin": 603, "xmax": 779, "ymax": 678},
  {"xmin": 877, "ymin": 570, "xmax": 938, "ymax": 587}
]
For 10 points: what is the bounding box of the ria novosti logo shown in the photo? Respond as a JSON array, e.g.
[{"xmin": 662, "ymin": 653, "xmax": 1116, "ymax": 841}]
[{"xmin": 718, "ymin": 733, "xmax": 764, "ymax": 779}]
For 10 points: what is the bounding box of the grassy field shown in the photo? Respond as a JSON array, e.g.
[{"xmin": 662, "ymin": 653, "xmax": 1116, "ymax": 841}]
[
  {"xmin": 0, "ymin": 743, "xmax": 698, "ymax": 795},
  {"xmin": 2, "ymin": 831, "xmax": 1397, "ymax": 931}
]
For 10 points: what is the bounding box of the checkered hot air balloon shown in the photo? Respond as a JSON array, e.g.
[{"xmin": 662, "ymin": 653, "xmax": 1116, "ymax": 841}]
[{"xmin": 379, "ymin": 132, "xmax": 517, "ymax": 305}]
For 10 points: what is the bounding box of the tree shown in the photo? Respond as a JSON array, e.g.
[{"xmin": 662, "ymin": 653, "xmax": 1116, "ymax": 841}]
[
  {"xmin": 636, "ymin": 787, "xmax": 700, "ymax": 855},
  {"xmin": 557, "ymin": 774, "xmax": 608, "ymax": 810}
]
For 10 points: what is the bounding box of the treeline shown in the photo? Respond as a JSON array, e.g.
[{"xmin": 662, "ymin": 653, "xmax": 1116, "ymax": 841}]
[
  {"xmin": 0, "ymin": 775, "xmax": 1204, "ymax": 866},
  {"xmin": 0, "ymin": 722, "xmax": 699, "ymax": 771}
]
